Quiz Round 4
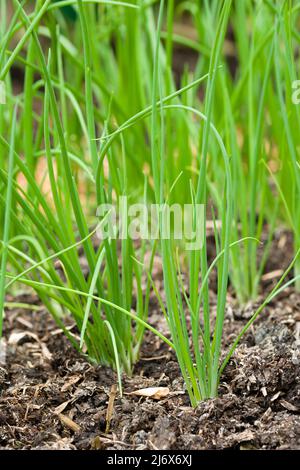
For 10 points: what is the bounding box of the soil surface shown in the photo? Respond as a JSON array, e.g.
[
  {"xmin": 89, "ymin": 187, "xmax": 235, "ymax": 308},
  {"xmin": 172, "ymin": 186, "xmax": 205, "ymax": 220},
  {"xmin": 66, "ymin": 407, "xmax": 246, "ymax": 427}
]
[{"xmin": 0, "ymin": 230, "xmax": 299, "ymax": 450}]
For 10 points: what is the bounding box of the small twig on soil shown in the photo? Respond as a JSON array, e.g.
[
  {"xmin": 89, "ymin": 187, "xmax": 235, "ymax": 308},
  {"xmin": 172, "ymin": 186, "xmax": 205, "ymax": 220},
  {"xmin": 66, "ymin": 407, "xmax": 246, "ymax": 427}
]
[
  {"xmin": 262, "ymin": 270, "xmax": 284, "ymax": 282},
  {"xmin": 140, "ymin": 354, "xmax": 169, "ymax": 361},
  {"xmin": 58, "ymin": 413, "xmax": 81, "ymax": 433},
  {"xmin": 105, "ymin": 384, "xmax": 117, "ymax": 434}
]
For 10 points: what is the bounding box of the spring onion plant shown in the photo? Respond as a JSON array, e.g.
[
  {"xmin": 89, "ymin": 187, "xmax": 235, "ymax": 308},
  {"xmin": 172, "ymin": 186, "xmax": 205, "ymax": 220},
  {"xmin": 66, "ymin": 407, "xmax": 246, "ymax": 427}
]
[
  {"xmin": 145, "ymin": 0, "xmax": 300, "ymax": 405},
  {"xmin": 0, "ymin": 0, "xmax": 157, "ymax": 378},
  {"xmin": 158, "ymin": 0, "xmax": 300, "ymax": 303},
  {"xmin": 271, "ymin": 2, "xmax": 300, "ymax": 291},
  {"xmin": 146, "ymin": 0, "xmax": 234, "ymax": 404},
  {"xmin": 180, "ymin": 0, "xmax": 280, "ymax": 303}
]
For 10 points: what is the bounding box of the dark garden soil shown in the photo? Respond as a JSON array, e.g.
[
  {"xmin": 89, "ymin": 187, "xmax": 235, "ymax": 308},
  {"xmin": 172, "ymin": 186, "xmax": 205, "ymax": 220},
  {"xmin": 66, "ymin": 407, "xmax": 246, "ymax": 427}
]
[{"xmin": 0, "ymin": 229, "xmax": 299, "ymax": 450}]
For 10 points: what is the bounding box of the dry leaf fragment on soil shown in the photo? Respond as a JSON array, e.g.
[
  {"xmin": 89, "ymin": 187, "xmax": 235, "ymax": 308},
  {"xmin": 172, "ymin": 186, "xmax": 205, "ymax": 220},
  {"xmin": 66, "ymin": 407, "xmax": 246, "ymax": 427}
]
[
  {"xmin": 8, "ymin": 331, "xmax": 38, "ymax": 345},
  {"xmin": 53, "ymin": 400, "xmax": 73, "ymax": 415},
  {"xmin": 270, "ymin": 391, "xmax": 281, "ymax": 402},
  {"xmin": 126, "ymin": 387, "xmax": 170, "ymax": 400},
  {"xmin": 61, "ymin": 375, "xmax": 81, "ymax": 392},
  {"xmin": 40, "ymin": 342, "xmax": 53, "ymax": 361},
  {"xmin": 105, "ymin": 384, "xmax": 117, "ymax": 434},
  {"xmin": 8, "ymin": 331, "xmax": 53, "ymax": 360},
  {"xmin": 0, "ymin": 338, "xmax": 7, "ymax": 365},
  {"xmin": 280, "ymin": 400, "xmax": 299, "ymax": 412}
]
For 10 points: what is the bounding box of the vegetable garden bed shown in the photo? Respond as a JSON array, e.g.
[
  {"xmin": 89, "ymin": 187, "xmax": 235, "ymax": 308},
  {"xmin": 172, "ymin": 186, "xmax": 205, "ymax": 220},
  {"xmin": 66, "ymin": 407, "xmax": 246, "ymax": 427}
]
[
  {"xmin": 0, "ymin": 230, "xmax": 299, "ymax": 450},
  {"xmin": 1, "ymin": 0, "xmax": 300, "ymax": 452}
]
